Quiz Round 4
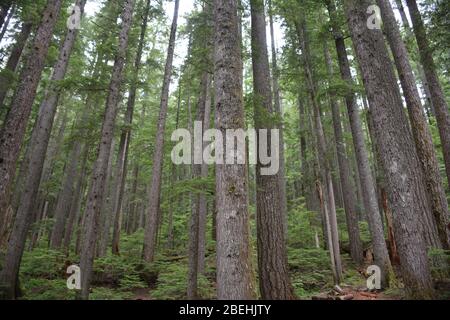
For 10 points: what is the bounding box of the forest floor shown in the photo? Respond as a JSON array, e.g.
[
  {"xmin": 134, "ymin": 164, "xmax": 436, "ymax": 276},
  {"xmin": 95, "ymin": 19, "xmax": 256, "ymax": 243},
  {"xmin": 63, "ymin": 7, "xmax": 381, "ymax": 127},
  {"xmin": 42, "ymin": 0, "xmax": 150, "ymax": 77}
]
[{"xmin": 3, "ymin": 229, "xmax": 449, "ymax": 300}]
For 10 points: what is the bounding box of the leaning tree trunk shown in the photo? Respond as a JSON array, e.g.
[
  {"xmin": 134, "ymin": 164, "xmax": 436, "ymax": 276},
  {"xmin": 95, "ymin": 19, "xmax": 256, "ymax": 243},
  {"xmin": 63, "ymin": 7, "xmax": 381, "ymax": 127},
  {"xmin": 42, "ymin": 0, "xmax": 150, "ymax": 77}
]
[
  {"xmin": 78, "ymin": 0, "xmax": 135, "ymax": 300},
  {"xmin": 344, "ymin": 0, "xmax": 434, "ymax": 299},
  {"xmin": 16, "ymin": 0, "xmax": 86, "ymax": 253},
  {"xmin": 405, "ymin": 0, "xmax": 450, "ymax": 188},
  {"xmin": 0, "ymin": 21, "xmax": 32, "ymax": 113},
  {"xmin": 377, "ymin": 0, "xmax": 449, "ymax": 249},
  {"xmin": 0, "ymin": 3, "xmax": 14, "ymax": 43},
  {"xmin": 325, "ymin": 0, "xmax": 391, "ymax": 287},
  {"xmin": 0, "ymin": 0, "xmax": 64, "ymax": 300},
  {"xmin": 323, "ymin": 40, "xmax": 363, "ymax": 265},
  {"xmin": 250, "ymin": 0, "xmax": 294, "ymax": 300},
  {"xmin": 213, "ymin": 0, "xmax": 255, "ymax": 300},
  {"xmin": 142, "ymin": 0, "xmax": 179, "ymax": 262}
]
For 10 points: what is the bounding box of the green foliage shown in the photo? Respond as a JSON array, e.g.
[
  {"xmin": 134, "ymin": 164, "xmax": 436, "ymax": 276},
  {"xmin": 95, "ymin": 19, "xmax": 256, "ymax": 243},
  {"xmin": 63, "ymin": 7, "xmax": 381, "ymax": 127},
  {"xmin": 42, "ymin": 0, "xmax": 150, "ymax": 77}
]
[
  {"xmin": 150, "ymin": 261, "xmax": 215, "ymax": 300},
  {"xmin": 20, "ymin": 248, "xmax": 66, "ymax": 280},
  {"xmin": 21, "ymin": 278, "xmax": 76, "ymax": 300},
  {"xmin": 288, "ymin": 248, "xmax": 333, "ymax": 298}
]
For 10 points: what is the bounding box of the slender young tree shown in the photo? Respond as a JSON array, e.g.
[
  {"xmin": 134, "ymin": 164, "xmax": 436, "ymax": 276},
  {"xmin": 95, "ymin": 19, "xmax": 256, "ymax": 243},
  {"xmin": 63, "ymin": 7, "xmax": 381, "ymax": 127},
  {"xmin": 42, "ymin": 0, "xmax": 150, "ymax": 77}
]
[
  {"xmin": 323, "ymin": 41, "xmax": 363, "ymax": 265},
  {"xmin": 142, "ymin": 0, "xmax": 179, "ymax": 262},
  {"xmin": 344, "ymin": 0, "xmax": 434, "ymax": 299},
  {"xmin": 78, "ymin": 0, "xmax": 135, "ymax": 300},
  {"xmin": 268, "ymin": 0, "xmax": 288, "ymax": 237},
  {"xmin": 213, "ymin": 0, "xmax": 255, "ymax": 300}
]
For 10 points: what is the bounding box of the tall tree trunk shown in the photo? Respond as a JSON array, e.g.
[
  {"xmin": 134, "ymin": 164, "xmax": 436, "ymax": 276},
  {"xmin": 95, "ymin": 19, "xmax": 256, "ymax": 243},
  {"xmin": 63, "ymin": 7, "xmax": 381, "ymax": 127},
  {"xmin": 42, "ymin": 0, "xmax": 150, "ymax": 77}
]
[
  {"xmin": 197, "ymin": 75, "xmax": 212, "ymax": 275},
  {"xmin": 78, "ymin": 0, "xmax": 135, "ymax": 300},
  {"xmin": 0, "ymin": 22, "xmax": 32, "ymax": 113},
  {"xmin": 0, "ymin": 0, "xmax": 64, "ymax": 300},
  {"xmin": 63, "ymin": 144, "xmax": 88, "ymax": 252},
  {"xmin": 166, "ymin": 86, "xmax": 182, "ymax": 249},
  {"xmin": 187, "ymin": 69, "xmax": 212, "ymax": 298},
  {"xmin": 111, "ymin": 0, "xmax": 151, "ymax": 255},
  {"xmin": 326, "ymin": 0, "xmax": 392, "ymax": 288},
  {"xmin": 405, "ymin": 0, "xmax": 450, "ymax": 188},
  {"xmin": 142, "ymin": 0, "xmax": 179, "ymax": 262},
  {"xmin": 344, "ymin": 0, "xmax": 434, "ymax": 299},
  {"xmin": 268, "ymin": 0, "xmax": 288, "ymax": 238},
  {"xmin": 96, "ymin": 137, "xmax": 116, "ymax": 257},
  {"xmin": 377, "ymin": 0, "xmax": 449, "ymax": 249},
  {"xmin": 213, "ymin": 0, "xmax": 255, "ymax": 300},
  {"xmin": 250, "ymin": 0, "xmax": 294, "ymax": 300},
  {"xmin": 323, "ymin": 40, "xmax": 363, "ymax": 265}
]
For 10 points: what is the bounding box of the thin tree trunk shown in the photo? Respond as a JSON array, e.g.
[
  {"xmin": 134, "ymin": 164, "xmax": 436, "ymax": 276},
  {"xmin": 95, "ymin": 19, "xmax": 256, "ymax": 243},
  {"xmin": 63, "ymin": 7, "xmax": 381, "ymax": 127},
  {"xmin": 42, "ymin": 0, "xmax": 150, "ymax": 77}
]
[
  {"xmin": 0, "ymin": 22, "xmax": 32, "ymax": 114},
  {"xmin": 323, "ymin": 40, "xmax": 363, "ymax": 265},
  {"xmin": 344, "ymin": 0, "xmax": 434, "ymax": 299},
  {"xmin": 96, "ymin": 136, "xmax": 116, "ymax": 258},
  {"xmin": 166, "ymin": 85, "xmax": 182, "ymax": 249},
  {"xmin": 78, "ymin": 0, "xmax": 135, "ymax": 300},
  {"xmin": 142, "ymin": 0, "xmax": 179, "ymax": 262},
  {"xmin": 63, "ymin": 144, "xmax": 88, "ymax": 252},
  {"xmin": 213, "ymin": 0, "xmax": 255, "ymax": 300},
  {"xmin": 268, "ymin": 0, "xmax": 287, "ymax": 238},
  {"xmin": 197, "ymin": 74, "xmax": 212, "ymax": 275}
]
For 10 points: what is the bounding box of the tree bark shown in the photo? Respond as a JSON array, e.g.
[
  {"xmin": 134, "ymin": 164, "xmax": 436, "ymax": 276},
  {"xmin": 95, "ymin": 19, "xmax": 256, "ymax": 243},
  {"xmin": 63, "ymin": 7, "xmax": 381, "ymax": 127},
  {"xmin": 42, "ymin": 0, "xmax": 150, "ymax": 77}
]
[
  {"xmin": 344, "ymin": 0, "xmax": 434, "ymax": 299},
  {"xmin": 213, "ymin": 0, "xmax": 255, "ymax": 300},
  {"xmin": 78, "ymin": 0, "xmax": 135, "ymax": 300},
  {"xmin": 250, "ymin": 0, "xmax": 294, "ymax": 300}
]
